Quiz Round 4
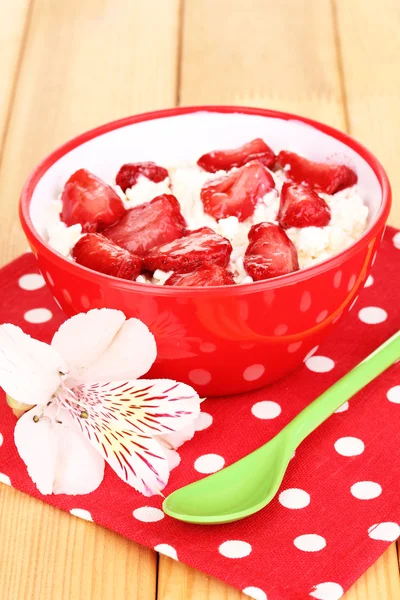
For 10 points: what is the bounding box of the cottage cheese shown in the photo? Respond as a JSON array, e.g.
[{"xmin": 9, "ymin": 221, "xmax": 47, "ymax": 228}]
[
  {"xmin": 44, "ymin": 162, "xmax": 369, "ymax": 284},
  {"xmin": 168, "ymin": 164, "xmax": 368, "ymax": 281}
]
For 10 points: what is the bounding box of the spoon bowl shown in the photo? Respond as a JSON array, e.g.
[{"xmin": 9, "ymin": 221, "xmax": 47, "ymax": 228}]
[{"xmin": 164, "ymin": 431, "xmax": 295, "ymax": 524}]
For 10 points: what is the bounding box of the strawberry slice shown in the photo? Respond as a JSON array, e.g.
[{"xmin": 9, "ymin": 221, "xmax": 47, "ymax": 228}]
[
  {"xmin": 144, "ymin": 227, "xmax": 232, "ymax": 274},
  {"xmin": 200, "ymin": 161, "xmax": 275, "ymax": 222},
  {"xmin": 116, "ymin": 162, "xmax": 169, "ymax": 192},
  {"xmin": 244, "ymin": 222, "xmax": 299, "ymax": 281},
  {"xmin": 165, "ymin": 264, "xmax": 235, "ymax": 287},
  {"xmin": 72, "ymin": 233, "xmax": 142, "ymax": 280},
  {"xmin": 61, "ymin": 169, "xmax": 126, "ymax": 233},
  {"xmin": 277, "ymin": 150, "xmax": 357, "ymax": 194},
  {"xmin": 104, "ymin": 194, "xmax": 187, "ymax": 256},
  {"xmin": 198, "ymin": 138, "xmax": 275, "ymax": 172},
  {"xmin": 278, "ymin": 182, "xmax": 331, "ymax": 229}
]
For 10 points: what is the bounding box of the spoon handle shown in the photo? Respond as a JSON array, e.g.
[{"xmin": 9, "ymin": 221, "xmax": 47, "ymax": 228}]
[{"xmin": 284, "ymin": 330, "xmax": 400, "ymax": 446}]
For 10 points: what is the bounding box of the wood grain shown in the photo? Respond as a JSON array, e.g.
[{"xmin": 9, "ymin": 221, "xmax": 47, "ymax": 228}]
[
  {"xmin": 179, "ymin": 0, "xmax": 346, "ymax": 129},
  {"xmin": 334, "ymin": 0, "xmax": 400, "ymax": 226},
  {"xmin": 0, "ymin": 485, "xmax": 156, "ymax": 600},
  {"xmin": 158, "ymin": 556, "xmax": 244, "ymax": 600},
  {"xmin": 0, "ymin": 0, "xmax": 399, "ymax": 598},
  {"xmin": 344, "ymin": 545, "xmax": 400, "ymax": 600},
  {"xmin": 0, "ymin": 0, "xmax": 31, "ymax": 157},
  {"xmin": 0, "ymin": 0, "xmax": 181, "ymax": 265}
]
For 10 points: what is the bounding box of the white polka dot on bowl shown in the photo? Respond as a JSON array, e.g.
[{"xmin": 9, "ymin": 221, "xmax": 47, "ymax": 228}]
[
  {"xmin": 288, "ymin": 341, "xmax": 303, "ymax": 353},
  {"xmin": 393, "ymin": 231, "xmax": 400, "ymax": 249},
  {"xmin": 310, "ymin": 582, "xmax": 344, "ymax": 600},
  {"xmin": 350, "ymin": 481, "xmax": 382, "ymax": 500},
  {"xmin": 251, "ymin": 401, "xmax": 281, "ymax": 420},
  {"xmin": 274, "ymin": 324, "xmax": 288, "ymax": 336},
  {"xmin": 306, "ymin": 356, "xmax": 335, "ymax": 373},
  {"xmin": 70, "ymin": 508, "xmax": 93, "ymax": 521},
  {"xmin": 189, "ymin": 369, "xmax": 211, "ymax": 385},
  {"xmin": 358, "ymin": 306, "xmax": 388, "ymax": 324},
  {"xmin": 300, "ymin": 291, "xmax": 311, "ymax": 312},
  {"xmin": 387, "ymin": 386, "xmax": 400, "ymax": 404},
  {"xmin": 81, "ymin": 295, "xmax": 91, "ymax": 309},
  {"xmin": 294, "ymin": 534, "xmax": 326, "ymax": 552},
  {"xmin": 334, "ymin": 437, "xmax": 364, "ymax": 456},
  {"xmin": 194, "ymin": 454, "xmax": 225, "ymax": 474},
  {"xmin": 242, "ymin": 586, "xmax": 267, "ymax": 600},
  {"xmin": 279, "ymin": 488, "xmax": 310, "ymax": 509},
  {"xmin": 347, "ymin": 274, "xmax": 357, "ymax": 292},
  {"xmin": 0, "ymin": 433, "xmax": 3, "ymax": 446},
  {"xmin": 62, "ymin": 289, "xmax": 72, "ymax": 303},
  {"xmin": 333, "ymin": 270, "xmax": 342, "ymax": 289},
  {"xmin": 199, "ymin": 342, "xmax": 216, "ymax": 353},
  {"xmin": 316, "ymin": 310, "xmax": 328, "ymax": 323},
  {"xmin": 348, "ymin": 296, "xmax": 359, "ymax": 311},
  {"xmin": 45, "ymin": 271, "xmax": 54, "ymax": 286},
  {"xmin": 219, "ymin": 540, "xmax": 252, "ymax": 558},
  {"xmin": 18, "ymin": 273, "xmax": 45, "ymax": 291},
  {"xmin": 154, "ymin": 544, "xmax": 178, "ymax": 560},
  {"xmin": 133, "ymin": 506, "xmax": 164, "ymax": 522},
  {"xmin": 24, "ymin": 308, "xmax": 53, "ymax": 324},
  {"xmin": 243, "ymin": 364, "xmax": 265, "ymax": 381}
]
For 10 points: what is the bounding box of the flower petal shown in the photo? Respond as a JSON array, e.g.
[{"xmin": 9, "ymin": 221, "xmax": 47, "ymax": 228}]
[
  {"xmin": 64, "ymin": 379, "xmax": 201, "ymax": 437},
  {"xmin": 52, "ymin": 410, "xmax": 105, "ymax": 495},
  {"xmin": 52, "ymin": 310, "xmax": 157, "ymax": 386},
  {"xmin": 14, "ymin": 406, "xmax": 57, "ymax": 494},
  {"xmin": 157, "ymin": 421, "xmax": 197, "ymax": 450},
  {"xmin": 14, "ymin": 404, "xmax": 104, "ymax": 495},
  {"xmin": 0, "ymin": 324, "xmax": 65, "ymax": 405},
  {"xmin": 64, "ymin": 410, "xmax": 169, "ymax": 496}
]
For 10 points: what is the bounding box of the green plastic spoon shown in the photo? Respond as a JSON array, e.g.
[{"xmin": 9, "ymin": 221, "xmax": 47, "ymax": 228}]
[{"xmin": 163, "ymin": 330, "xmax": 400, "ymax": 524}]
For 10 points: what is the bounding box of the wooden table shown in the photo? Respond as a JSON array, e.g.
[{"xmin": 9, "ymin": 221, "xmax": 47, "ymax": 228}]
[{"xmin": 0, "ymin": 1, "xmax": 399, "ymax": 598}]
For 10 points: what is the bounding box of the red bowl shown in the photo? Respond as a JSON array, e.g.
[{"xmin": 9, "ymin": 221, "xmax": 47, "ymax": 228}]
[{"xmin": 20, "ymin": 107, "xmax": 391, "ymax": 396}]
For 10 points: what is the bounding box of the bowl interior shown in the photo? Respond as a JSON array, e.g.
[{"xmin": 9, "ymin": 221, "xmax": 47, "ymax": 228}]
[{"xmin": 29, "ymin": 110, "xmax": 383, "ymax": 238}]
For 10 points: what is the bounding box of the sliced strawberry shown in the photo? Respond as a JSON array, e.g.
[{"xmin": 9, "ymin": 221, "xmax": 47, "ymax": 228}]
[
  {"xmin": 277, "ymin": 150, "xmax": 357, "ymax": 194},
  {"xmin": 144, "ymin": 227, "xmax": 232, "ymax": 274},
  {"xmin": 165, "ymin": 264, "xmax": 235, "ymax": 287},
  {"xmin": 103, "ymin": 194, "xmax": 187, "ymax": 256},
  {"xmin": 116, "ymin": 162, "xmax": 169, "ymax": 192},
  {"xmin": 72, "ymin": 234, "xmax": 142, "ymax": 280},
  {"xmin": 244, "ymin": 222, "xmax": 299, "ymax": 281},
  {"xmin": 61, "ymin": 169, "xmax": 126, "ymax": 233},
  {"xmin": 278, "ymin": 182, "xmax": 331, "ymax": 229},
  {"xmin": 200, "ymin": 161, "xmax": 275, "ymax": 222},
  {"xmin": 198, "ymin": 138, "xmax": 275, "ymax": 173}
]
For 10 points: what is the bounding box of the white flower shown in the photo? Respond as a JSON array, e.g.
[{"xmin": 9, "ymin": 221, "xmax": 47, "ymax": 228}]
[{"xmin": 0, "ymin": 309, "xmax": 202, "ymax": 497}]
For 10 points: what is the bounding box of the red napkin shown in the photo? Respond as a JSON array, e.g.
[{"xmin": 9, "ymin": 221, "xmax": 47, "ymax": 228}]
[{"xmin": 0, "ymin": 228, "xmax": 399, "ymax": 600}]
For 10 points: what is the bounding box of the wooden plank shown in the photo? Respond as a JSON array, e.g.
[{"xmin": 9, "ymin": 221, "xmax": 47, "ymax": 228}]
[
  {"xmin": 0, "ymin": 0, "xmax": 31, "ymax": 156},
  {"xmin": 344, "ymin": 545, "xmax": 400, "ymax": 600},
  {"xmin": 179, "ymin": 0, "xmax": 346, "ymax": 129},
  {"xmin": 0, "ymin": 486, "xmax": 156, "ymax": 600},
  {"xmin": 158, "ymin": 556, "xmax": 243, "ymax": 600},
  {"xmin": 0, "ymin": 0, "xmax": 180, "ymax": 598},
  {"xmin": 0, "ymin": 0, "xmax": 181, "ymax": 265},
  {"xmin": 334, "ymin": 0, "xmax": 400, "ymax": 227}
]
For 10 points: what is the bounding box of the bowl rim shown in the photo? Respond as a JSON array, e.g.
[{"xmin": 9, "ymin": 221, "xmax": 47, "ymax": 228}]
[{"xmin": 20, "ymin": 105, "xmax": 392, "ymax": 297}]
